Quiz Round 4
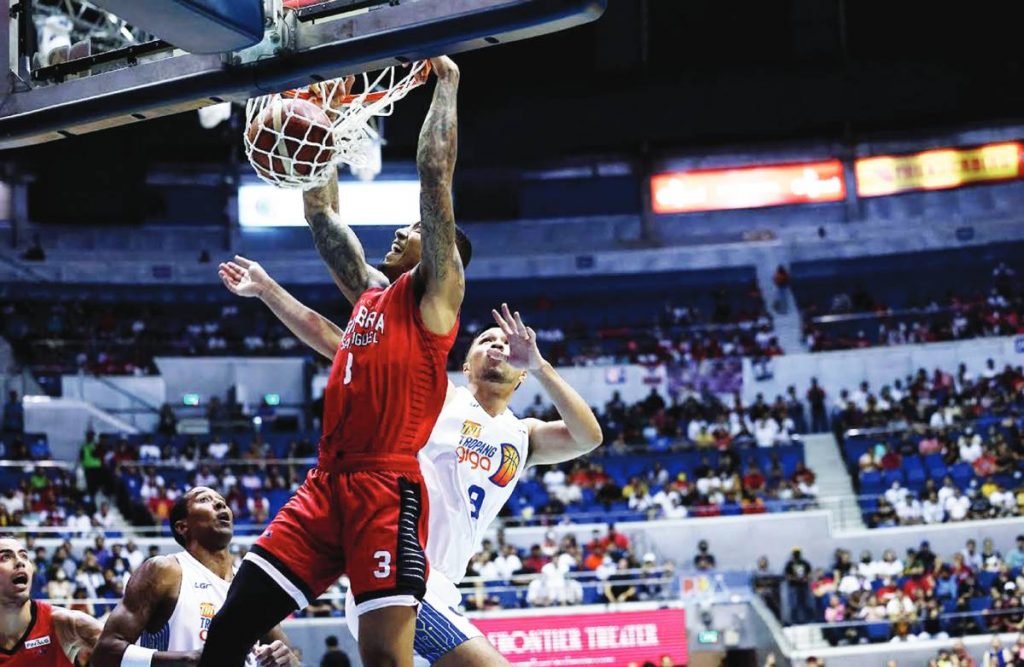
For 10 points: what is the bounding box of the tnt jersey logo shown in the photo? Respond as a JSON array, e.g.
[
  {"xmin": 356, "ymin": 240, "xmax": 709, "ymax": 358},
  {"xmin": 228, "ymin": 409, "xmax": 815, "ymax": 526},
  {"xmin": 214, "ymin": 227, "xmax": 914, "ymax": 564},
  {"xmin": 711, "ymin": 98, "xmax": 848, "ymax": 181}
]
[
  {"xmin": 461, "ymin": 420, "xmax": 482, "ymax": 438},
  {"xmin": 488, "ymin": 444, "xmax": 521, "ymax": 488},
  {"xmin": 199, "ymin": 601, "xmax": 216, "ymax": 641}
]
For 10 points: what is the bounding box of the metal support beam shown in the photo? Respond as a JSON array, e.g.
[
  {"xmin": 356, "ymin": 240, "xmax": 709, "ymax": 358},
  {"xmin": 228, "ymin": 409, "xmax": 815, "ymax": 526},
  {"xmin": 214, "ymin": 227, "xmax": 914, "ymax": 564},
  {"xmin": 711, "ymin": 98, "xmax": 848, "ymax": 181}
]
[{"xmin": 0, "ymin": 0, "xmax": 605, "ymax": 150}]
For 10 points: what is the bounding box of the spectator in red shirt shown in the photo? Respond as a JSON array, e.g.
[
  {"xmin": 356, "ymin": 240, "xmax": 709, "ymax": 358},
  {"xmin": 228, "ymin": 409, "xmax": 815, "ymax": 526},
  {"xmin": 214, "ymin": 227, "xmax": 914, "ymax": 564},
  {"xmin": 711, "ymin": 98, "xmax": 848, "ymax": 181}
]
[
  {"xmin": 522, "ymin": 544, "xmax": 550, "ymax": 573},
  {"xmin": 742, "ymin": 465, "xmax": 766, "ymax": 493},
  {"xmin": 880, "ymin": 447, "xmax": 903, "ymax": 471},
  {"xmin": 147, "ymin": 487, "xmax": 174, "ymax": 522},
  {"xmin": 583, "ymin": 546, "xmax": 605, "ymax": 571},
  {"xmin": 973, "ymin": 450, "xmax": 997, "ymax": 477},
  {"xmin": 599, "ymin": 525, "xmax": 631, "ymax": 553}
]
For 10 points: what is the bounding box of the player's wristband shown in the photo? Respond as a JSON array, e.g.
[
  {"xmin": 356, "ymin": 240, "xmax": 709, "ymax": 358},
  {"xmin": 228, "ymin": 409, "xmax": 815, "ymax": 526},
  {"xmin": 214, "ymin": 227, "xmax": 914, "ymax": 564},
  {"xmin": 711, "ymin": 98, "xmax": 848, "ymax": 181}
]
[{"xmin": 121, "ymin": 644, "xmax": 156, "ymax": 667}]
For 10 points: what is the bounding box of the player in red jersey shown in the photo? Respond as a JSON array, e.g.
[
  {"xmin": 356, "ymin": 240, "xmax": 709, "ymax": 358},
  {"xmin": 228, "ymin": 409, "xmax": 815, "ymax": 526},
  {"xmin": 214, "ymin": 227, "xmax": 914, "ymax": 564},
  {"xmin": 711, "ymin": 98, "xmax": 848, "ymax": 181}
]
[
  {"xmin": 0, "ymin": 536, "xmax": 101, "ymax": 666},
  {"xmin": 200, "ymin": 55, "xmax": 468, "ymax": 667}
]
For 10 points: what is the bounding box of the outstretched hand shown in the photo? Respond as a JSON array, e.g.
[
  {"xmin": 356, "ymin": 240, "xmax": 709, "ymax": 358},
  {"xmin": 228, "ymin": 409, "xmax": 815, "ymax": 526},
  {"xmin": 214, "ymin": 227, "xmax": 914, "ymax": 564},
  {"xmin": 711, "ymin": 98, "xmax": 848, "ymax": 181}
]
[
  {"xmin": 491, "ymin": 302, "xmax": 544, "ymax": 371},
  {"xmin": 218, "ymin": 255, "xmax": 271, "ymax": 298},
  {"xmin": 253, "ymin": 640, "xmax": 297, "ymax": 667}
]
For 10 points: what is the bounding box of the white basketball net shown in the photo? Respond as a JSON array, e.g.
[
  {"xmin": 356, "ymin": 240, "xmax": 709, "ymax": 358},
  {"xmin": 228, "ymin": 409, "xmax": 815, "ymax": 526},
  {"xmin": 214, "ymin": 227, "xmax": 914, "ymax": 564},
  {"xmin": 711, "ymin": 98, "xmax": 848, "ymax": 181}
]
[{"xmin": 243, "ymin": 61, "xmax": 430, "ymax": 189}]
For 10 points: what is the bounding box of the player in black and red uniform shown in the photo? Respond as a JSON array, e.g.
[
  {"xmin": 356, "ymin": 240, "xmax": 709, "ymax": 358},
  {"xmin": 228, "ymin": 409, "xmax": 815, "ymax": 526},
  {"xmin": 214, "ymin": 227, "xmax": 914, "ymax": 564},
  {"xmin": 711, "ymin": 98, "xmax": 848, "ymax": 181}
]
[
  {"xmin": 200, "ymin": 56, "xmax": 468, "ymax": 667},
  {"xmin": 0, "ymin": 537, "xmax": 100, "ymax": 667}
]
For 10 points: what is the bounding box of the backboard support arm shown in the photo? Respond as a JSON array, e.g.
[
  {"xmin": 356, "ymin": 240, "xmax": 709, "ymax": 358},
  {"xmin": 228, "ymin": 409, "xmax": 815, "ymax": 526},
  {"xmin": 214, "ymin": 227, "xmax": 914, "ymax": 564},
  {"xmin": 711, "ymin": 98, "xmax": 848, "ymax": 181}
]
[{"xmin": 0, "ymin": 0, "xmax": 606, "ymax": 150}]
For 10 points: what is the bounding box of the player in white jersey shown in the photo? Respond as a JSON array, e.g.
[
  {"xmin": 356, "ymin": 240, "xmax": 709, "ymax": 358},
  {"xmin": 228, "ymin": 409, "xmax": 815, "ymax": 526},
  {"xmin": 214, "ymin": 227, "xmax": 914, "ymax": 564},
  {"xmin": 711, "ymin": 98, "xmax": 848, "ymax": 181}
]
[
  {"xmin": 219, "ymin": 257, "xmax": 603, "ymax": 666},
  {"xmin": 92, "ymin": 487, "xmax": 298, "ymax": 667}
]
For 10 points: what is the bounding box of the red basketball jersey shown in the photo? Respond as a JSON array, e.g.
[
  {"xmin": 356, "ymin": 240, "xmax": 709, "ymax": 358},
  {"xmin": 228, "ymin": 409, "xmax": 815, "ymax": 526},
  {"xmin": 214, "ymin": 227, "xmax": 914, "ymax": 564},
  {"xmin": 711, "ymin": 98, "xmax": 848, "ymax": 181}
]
[
  {"xmin": 0, "ymin": 602, "xmax": 74, "ymax": 667},
  {"xmin": 319, "ymin": 271, "xmax": 458, "ymax": 469}
]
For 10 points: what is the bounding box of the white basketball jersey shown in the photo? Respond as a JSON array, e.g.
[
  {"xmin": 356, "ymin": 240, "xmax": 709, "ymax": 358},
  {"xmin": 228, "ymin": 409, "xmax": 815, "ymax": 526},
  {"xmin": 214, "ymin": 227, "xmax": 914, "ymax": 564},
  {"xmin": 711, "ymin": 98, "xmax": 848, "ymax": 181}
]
[
  {"xmin": 139, "ymin": 551, "xmax": 254, "ymax": 666},
  {"xmin": 418, "ymin": 386, "xmax": 530, "ymax": 584}
]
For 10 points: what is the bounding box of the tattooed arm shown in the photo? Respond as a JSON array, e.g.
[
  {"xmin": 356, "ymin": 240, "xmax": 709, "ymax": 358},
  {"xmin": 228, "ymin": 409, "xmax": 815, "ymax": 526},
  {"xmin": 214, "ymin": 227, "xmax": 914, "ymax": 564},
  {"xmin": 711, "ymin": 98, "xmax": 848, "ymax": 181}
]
[
  {"xmin": 413, "ymin": 56, "xmax": 464, "ymax": 335},
  {"xmin": 303, "ymin": 176, "xmax": 390, "ymax": 306}
]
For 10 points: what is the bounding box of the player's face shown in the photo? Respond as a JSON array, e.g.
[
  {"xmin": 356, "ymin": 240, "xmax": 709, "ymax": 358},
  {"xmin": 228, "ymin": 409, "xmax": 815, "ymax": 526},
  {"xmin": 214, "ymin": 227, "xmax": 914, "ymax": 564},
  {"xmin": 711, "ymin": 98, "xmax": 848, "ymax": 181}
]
[
  {"xmin": 184, "ymin": 487, "xmax": 233, "ymax": 550},
  {"xmin": 379, "ymin": 222, "xmax": 422, "ymax": 277},
  {"xmin": 464, "ymin": 327, "xmax": 523, "ymax": 385},
  {"xmin": 0, "ymin": 538, "xmax": 33, "ymax": 605}
]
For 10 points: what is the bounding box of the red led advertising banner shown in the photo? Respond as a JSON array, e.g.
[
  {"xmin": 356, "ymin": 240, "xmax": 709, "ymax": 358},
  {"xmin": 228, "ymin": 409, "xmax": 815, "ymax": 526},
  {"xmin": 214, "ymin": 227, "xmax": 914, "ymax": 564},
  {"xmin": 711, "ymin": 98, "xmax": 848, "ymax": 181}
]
[
  {"xmin": 854, "ymin": 141, "xmax": 1023, "ymax": 197},
  {"xmin": 650, "ymin": 160, "xmax": 845, "ymax": 213},
  {"xmin": 474, "ymin": 607, "xmax": 688, "ymax": 667}
]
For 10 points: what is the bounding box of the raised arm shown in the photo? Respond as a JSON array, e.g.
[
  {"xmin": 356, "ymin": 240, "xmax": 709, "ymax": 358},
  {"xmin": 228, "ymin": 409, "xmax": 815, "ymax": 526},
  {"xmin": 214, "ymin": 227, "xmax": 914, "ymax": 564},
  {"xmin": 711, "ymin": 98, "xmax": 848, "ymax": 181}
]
[
  {"xmin": 92, "ymin": 557, "xmax": 200, "ymax": 667},
  {"xmin": 219, "ymin": 256, "xmax": 342, "ymax": 360},
  {"xmin": 492, "ymin": 304, "xmax": 603, "ymax": 466},
  {"xmin": 414, "ymin": 56, "xmax": 464, "ymax": 335},
  {"xmin": 303, "ymin": 176, "xmax": 389, "ymax": 305},
  {"xmin": 51, "ymin": 606, "xmax": 102, "ymax": 664}
]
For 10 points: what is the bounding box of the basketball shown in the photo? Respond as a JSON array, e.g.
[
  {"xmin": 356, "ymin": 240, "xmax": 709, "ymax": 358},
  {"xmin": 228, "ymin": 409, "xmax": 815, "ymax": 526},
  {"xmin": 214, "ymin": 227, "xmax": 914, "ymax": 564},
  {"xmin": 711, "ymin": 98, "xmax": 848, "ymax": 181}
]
[{"xmin": 245, "ymin": 97, "xmax": 335, "ymax": 184}]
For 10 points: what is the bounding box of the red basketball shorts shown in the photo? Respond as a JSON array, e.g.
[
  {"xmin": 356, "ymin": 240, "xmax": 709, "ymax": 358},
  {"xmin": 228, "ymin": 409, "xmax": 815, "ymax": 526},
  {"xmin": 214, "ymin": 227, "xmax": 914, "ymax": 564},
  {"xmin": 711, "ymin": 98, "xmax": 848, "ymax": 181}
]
[{"xmin": 245, "ymin": 462, "xmax": 429, "ymax": 616}]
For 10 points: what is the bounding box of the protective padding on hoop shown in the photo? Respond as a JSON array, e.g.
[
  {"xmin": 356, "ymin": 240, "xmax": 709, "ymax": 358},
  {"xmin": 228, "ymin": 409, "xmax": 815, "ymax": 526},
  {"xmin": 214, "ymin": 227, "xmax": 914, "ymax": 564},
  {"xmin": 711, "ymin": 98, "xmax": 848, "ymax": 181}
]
[
  {"xmin": 282, "ymin": 0, "xmax": 333, "ymax": 7},
  {"xmin": 244, "ymin": 61, "xmax": 429, "ymax": 189},
  {"xmin": 92, "ymin": 0, "xmax": 263, "ymax": 53}
]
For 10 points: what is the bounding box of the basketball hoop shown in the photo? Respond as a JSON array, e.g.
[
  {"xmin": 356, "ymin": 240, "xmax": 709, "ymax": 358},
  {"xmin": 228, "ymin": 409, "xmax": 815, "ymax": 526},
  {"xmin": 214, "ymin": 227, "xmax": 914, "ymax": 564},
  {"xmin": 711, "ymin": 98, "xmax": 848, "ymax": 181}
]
[{"xmin": 243, "ymin": 61, "xmax": 431, "ymax": 189}]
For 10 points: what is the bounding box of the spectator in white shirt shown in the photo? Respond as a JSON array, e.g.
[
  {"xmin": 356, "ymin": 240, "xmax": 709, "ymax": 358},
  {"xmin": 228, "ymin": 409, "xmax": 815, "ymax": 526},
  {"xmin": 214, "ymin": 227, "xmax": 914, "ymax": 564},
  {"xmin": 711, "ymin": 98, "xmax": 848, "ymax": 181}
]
[
  {"xmin": 493, "ymin": 545, "xmax": 523, "ymax": 580},
  {"xmin": 194, "ymin": 465, "xmax": 218, "ymax": 488},
  {"xmin": 543, "ymin": 467, "xmax": 568, "ymax": 497},
  {"xmin": 124, "ymin": 541, "xmax": 145, "ymax": 571},
  {"xmin": 957, "ymin": 428, "xmax": 983, "ymax": 463},
  {"xmin": 961, "ymin": 539, "xmax": 983, "ymax": 571},
  {"xmin": 937, "ymin": 478, "xmax": 957, "ymax": 507},
  {"xmin": 921, "ymin": 492, "xmax": 945, "ymax": 524},
  {"xmin": 945, "ymin": 489, "xmax": 971, "ymax": 522},
  {"xmin": 65, "ymin": 507, "xmax": 92, "ymax": 535},
  {"xmin": 850, "ymin": 382, "xmax": 870, "ymax": 410},
  {"xmin": 92, "ymin": 501, "xmax": 116, "ymax": 530},
  {"xmin": 207, "ymin": 438, "xmax": 230, "ymax": 459},
  {"xmin": 884, "ymin": 481, "xmax": 909, "ymax": 507},
  {"xmin": 895, "ymin": 497, "xmax": 923, "ymax": 524},
  {"xmin": 0, "ymin": 489, "xmax": 25, "ymax": 514},
  {"xmin": 885, "ymin": 590, "xmax": 916, "ymax": 621},
  {"xmin": 687, "ymin": 418, "xmax": 708, "ymax": 443},
  {"xmin": 875, "ymin": 550, "xmax": 904, "ymax": 578},
  {"xmin": 754, "ymin": 417, "xmax": 780, "ymax": 447},
  {"xmin": 857, "ymin": 552, "xmax": 877, "ymax": 580},
  {"xmin": 138, "ymin": 440, "xmax": 161, "ymax": 460}
]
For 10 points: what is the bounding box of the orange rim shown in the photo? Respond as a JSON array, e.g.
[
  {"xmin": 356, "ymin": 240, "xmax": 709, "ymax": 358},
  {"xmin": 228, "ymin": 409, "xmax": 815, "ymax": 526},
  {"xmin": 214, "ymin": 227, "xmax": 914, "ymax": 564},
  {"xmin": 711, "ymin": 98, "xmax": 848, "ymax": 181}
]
[{"xmin": 280, "ymin": 61, "xmax": 431, "ymax": 107}]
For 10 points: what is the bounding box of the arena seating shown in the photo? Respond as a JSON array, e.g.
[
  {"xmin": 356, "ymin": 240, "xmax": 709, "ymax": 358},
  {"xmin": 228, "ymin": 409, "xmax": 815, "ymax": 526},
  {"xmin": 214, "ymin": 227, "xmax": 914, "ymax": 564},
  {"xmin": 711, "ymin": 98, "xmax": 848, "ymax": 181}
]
[
  {"xmin": 798, "ymin": 538, "xmax": 1024, "ymax": 644},
  {"xmin": 791, "ymin": 243, "xmax": 1024, "ymax": 351},
  {"xmin": 1, "ymin": 266, "xmax": 777, "ymax": 394}
]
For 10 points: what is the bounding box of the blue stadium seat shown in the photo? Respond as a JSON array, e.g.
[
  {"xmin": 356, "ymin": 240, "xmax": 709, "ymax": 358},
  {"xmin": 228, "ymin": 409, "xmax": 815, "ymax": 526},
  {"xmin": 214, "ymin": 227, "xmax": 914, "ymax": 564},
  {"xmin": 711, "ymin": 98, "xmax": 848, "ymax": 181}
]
[
  {"xmin": 859, "ymin": 470, "xmax": 883, "ymax": 494},
  {"xmin": 865, "ymin": 622, "xmax": 891, "ymax": 642}
]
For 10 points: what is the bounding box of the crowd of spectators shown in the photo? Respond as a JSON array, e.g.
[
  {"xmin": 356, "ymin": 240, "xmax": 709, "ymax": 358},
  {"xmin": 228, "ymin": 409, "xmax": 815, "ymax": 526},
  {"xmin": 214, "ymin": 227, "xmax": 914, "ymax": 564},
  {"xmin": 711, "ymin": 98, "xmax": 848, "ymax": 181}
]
[
  {"xmin": 803, "ymin": 261, "xmax": 1024, "ymax": 352},
  {"xmin": 455, "ymin": 525, "xmax": 675, "ymax": 611},
  {"xmin": 452, "ymin": 290, "xmax": 781, "ymax": 369},
  {"xmin": 2, "ymin": 300, "xmax": 302, "ymax": 378},
  {"xmin": 829, "ymin": 361, "xmax": 1024, "ymax": 436},
  {"xmin": 751, "ymin": 537, "xmax": 1024, "ymax": 646},
  {"xmin": 820, "ymin": 360, "xmax": 1024, "ymax": 527},
  {"xmin": 2, "ymin": 282, "xmax": 781, "ymax": 385}
]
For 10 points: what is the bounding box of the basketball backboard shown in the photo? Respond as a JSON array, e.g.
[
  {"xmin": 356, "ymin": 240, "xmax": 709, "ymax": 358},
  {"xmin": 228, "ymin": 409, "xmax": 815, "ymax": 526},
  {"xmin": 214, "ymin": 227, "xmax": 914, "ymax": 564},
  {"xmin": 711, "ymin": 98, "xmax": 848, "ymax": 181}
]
[{"xmin": 0, "ymin": 0, "xmax": 605, "ymax": 150}]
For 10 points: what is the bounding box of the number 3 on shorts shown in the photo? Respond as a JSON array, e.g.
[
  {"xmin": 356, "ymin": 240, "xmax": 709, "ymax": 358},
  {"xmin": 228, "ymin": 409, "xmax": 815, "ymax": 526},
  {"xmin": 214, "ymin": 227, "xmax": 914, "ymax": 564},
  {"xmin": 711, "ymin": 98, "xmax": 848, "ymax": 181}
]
[{"xmin": 372, "ymin": 550, "xmax": 391, "ymax": 579}]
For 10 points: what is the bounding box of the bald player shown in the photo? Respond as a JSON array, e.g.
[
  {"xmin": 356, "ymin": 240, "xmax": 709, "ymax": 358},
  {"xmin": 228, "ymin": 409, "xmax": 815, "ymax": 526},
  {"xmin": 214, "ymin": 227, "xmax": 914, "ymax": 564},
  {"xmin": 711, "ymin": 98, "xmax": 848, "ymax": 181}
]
[
  {"xmin": 0, "ymin": 535, "xmax": 101, "ymax": 666},
  {"xmin": 92, "ymin": 487, "xmax": 296, "ymax": 667}
]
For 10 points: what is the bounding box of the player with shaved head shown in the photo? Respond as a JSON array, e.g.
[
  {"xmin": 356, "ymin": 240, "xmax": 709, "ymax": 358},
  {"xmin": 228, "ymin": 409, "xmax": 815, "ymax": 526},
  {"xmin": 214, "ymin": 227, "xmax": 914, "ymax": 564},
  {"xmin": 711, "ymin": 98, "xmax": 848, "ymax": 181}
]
[{"xmin": 92, "ymin": 487, "xmax": 296, "ymax": 667}]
